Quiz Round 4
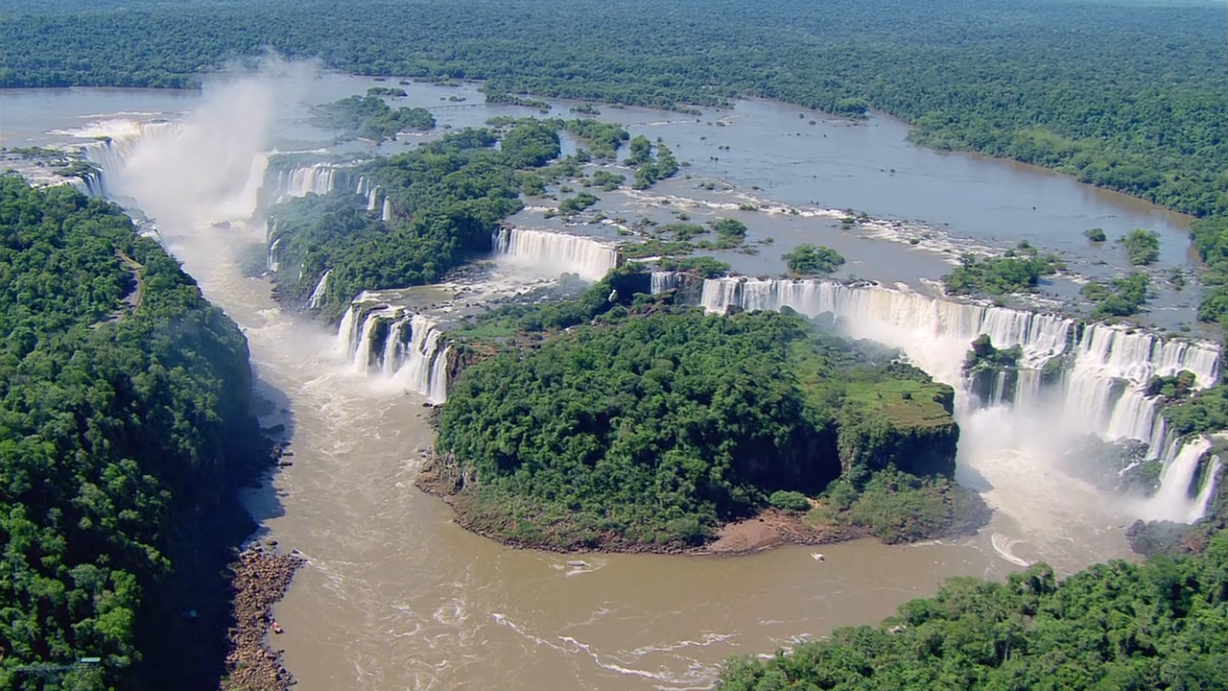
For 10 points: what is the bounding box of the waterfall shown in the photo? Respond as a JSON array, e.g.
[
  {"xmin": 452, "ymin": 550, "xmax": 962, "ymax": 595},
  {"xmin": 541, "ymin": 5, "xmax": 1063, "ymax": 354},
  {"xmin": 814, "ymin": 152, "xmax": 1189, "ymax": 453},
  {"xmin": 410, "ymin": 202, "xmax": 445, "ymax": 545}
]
[
  {"xmin": 1141, "ymin": 437, "xmax": 1214, "ymax": 522},
  {"xmin": 334, "ymin": 300, "xmax": 451, "ymax": 403},
  {"xmin": 80, "ymin": 169, "xmax": 105, "ymax": 198},
  {"xmin": 352, "ymin": 309, "xmax": 384, "ymax": 374},
  {"xmin": 1192, "ymin": 454, "xmax": 1222, "ymax": 520},
  {"xmin": 494, "ymin": 227, "xmax": 618, "ymax": 281},
  {"xmin": 307, "ymin": 270, "xmax": 331, "ymax": 310},
  {"xmin": 701, "ymin": 276, "xmax": 1223, "ymax": 522},
  {"xmin": 382, "ymin": 318, "xmax": 405, "ymax": 377},
  {"xmin": 391, "ymin": 315, "xmax": 450, "ymax": 404},
  {"xmin": 651, "ymin": 271, "xmax": 681, "ymax": 294},
  {"xmin": 381, "ymin": 196, "xmax": 392, "ymax": 222},
  {"xmin": 267, "ymin": 237, "xmax": 282, "ymax": 273},
  {"xmin": 335, "ymin": 298, "xmax": 367, "ymax": 358},
  {"xmin": 701, "ymin": 278, "xmax": 1072, "ymax": 378},
  {"xmin": 367, "ymin": 188, "xmax": 379, "ymax": 211},
  {"xmin": 82, "ymin": 121, "xmax": 179, "ymax": 169},
  {"xmin": 269, "ymin": 163, "xmax": 337, "ymax": 202}
]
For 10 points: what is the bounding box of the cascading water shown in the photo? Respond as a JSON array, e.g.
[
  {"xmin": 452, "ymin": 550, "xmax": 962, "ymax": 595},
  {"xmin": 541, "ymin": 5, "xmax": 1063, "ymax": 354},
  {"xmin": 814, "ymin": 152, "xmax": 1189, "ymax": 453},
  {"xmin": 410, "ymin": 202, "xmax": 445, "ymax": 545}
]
[
  {"xmin": 267, "ymin": 237, "xmax": 282, "ymax": 273},
  {"xmin": 335, "ymin": 299, "xmax": 451, "ymax": 403},
  {"xmin": 651, "ymin": 271, "xmax": 681, "ymax": 294},
  {"xmin": 1141, "ymin": 437, "xmax": 1214, "ymax": 523},
  {"xmin": 270, "ymin": 163, "xmax": 337, "ymax": 202},
  {"xmin": 494, "ymin": 227, "xmax": 618, "ymax": 282},
  {"xmin": 701, "ymin": 277, "xmax": 1222, "ymax": 524},
  {"xmin": 82, "ymin": 121, "xmax": 180, "ymax": 175},
  {"xmin": 307, "ymin": 269, "xmax": 331, "ymax": 310},
  {"xmin": 1193, "ymin": 453, "xmax": 1223, "ymax": 520},
  {"xmin": 381, "ymin": 196, "xmax": 392, "ymax": 222}
]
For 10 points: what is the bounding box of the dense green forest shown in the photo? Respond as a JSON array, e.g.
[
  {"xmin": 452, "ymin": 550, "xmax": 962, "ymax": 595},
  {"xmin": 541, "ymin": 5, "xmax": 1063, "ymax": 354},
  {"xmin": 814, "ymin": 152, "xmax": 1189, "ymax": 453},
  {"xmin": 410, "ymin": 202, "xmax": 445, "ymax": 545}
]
[
  {"xmin": 1, "ymin": 0, "xmax": 1224, "ymax": 216},
  {"xmin": 265, "ymin": 123, "xmax": 556, "ymax": 319},
  {"xmin": 430, "ymin": 276, "xmax": 982, "ymax": 550},
  {"xmin": 0, "ymin": 176, "xmax": 264, "ymax": 689},
  {"xmin": 717, "ymin": 533, "xmax": 1228, "ymax": 690},
  {"xmin": 3, "ymin": 0, "xmax": 1227, "ymax": 325}
]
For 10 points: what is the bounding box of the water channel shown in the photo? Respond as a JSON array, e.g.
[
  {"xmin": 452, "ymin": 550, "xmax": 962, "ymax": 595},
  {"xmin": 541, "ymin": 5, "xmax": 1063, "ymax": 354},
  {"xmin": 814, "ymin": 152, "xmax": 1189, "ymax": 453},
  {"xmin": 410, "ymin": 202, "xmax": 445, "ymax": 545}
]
[{"xmin": 0, "ymin": 69, "xmax": 1198, "ymax": 689}]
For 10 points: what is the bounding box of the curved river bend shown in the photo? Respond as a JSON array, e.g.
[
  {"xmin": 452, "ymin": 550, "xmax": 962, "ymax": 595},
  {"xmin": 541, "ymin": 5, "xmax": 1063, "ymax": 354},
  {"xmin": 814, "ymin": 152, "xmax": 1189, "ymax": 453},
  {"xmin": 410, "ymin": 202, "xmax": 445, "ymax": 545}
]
[{"xmin": 1, "ymin": 71, "xmax": 1201, "ymax": 690}]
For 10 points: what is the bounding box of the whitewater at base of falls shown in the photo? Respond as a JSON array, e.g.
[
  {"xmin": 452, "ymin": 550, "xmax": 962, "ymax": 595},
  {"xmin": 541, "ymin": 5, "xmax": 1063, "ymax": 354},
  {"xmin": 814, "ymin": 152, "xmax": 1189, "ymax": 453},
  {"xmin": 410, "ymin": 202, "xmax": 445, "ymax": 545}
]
[
  {"xmin": 336, "ymin": 297, "xmax": 451, "ymax": 404},
  {"xmin": 494, "ymin": 227, "xmax": 619, "ymax": 282},
  {"xmin": 701, "ymin": 276, "xmax": 1223, "ymax": 532}
]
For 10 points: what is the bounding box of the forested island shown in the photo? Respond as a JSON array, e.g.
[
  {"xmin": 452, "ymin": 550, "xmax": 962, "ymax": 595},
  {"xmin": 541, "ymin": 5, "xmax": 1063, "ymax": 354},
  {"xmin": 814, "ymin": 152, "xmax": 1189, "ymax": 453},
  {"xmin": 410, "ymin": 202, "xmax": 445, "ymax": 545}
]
[
  {"xmin": 0, "ymin": 176, "xmax": 278, "ymax": 689},
  {"xmin": 418, "ymin": 269, "xmax": 986, "ymax": 552},
  {"xmin": 309, "ymin": 94, "xmax": 435, "ymax": 143}
]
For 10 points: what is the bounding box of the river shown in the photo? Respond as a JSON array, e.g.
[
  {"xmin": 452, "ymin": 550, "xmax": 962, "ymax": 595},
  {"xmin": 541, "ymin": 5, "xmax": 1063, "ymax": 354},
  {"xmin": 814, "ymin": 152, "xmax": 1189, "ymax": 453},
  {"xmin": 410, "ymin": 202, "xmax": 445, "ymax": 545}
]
[{"xmin": 0, "ymin": 68, "xmax": 1194, "ymax": 690}]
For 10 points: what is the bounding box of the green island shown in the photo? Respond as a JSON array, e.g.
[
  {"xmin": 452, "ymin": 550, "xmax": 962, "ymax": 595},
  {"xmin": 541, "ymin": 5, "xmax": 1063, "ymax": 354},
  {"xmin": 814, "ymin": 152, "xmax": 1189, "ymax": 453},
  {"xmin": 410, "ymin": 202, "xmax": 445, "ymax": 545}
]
[
  {"xmin": 264, "ymin": 123, "xmax": 554, "ymax": 318},
  {"xmin": 784, "ymin": 244, "xmax": 846, "ymax": 276},
  {"xmin": 0, "ymin": 176, "xmax": 269, "ymax": 689},
  {"xmin": 941, "ymin": 243, "xmax": 1062, "ymax": 298},
  {"xmin": 420, "ymin": 268, "xmax": 985, "ymax": 551},
  {"xmin": 309, "ymin": 94, "xmax": 435, "ymax": 143}
]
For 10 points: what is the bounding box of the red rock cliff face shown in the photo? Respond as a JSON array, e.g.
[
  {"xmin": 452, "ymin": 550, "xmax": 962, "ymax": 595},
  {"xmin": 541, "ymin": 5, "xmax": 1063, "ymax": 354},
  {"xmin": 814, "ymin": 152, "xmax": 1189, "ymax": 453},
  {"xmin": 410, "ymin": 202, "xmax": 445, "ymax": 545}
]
[{"xmin": 445, "ymin": 342, "xmax": 497, "ymax": 391}]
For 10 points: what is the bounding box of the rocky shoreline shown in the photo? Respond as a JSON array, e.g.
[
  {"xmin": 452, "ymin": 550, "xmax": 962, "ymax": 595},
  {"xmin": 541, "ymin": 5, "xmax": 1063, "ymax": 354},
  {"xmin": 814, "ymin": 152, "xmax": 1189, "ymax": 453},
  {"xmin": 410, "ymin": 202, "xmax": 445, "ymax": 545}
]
[{"xmin": 220, "ymin": 543, "xmax": 305, "ymax": 691}]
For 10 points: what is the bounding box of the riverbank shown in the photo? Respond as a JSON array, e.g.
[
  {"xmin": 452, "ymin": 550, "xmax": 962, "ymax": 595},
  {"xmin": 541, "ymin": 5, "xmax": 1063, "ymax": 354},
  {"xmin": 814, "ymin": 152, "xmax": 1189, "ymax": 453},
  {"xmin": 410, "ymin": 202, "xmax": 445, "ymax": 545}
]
[
  {"xmin": 416, "ymin": 452, "xmax": 990, "ymax": 556},
  {"xmin": 220, "ymin": 543, "xmax": 306, "ymax": 691}
]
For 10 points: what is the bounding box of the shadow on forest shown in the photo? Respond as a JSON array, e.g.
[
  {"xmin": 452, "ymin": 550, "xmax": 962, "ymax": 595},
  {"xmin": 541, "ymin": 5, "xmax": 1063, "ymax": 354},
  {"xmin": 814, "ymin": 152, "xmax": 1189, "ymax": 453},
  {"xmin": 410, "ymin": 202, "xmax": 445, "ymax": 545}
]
[{"xmin": 131, "ymin": 371, "xmax": 298, "ymax": 691}]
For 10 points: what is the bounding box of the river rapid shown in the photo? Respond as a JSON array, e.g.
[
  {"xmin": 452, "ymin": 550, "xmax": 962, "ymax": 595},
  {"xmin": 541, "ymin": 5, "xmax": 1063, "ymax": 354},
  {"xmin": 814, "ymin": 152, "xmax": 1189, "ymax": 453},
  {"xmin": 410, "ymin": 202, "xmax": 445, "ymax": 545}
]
[{"xmin": 1, "ymin": 67, "xmax": 1199, "ymax": 689}]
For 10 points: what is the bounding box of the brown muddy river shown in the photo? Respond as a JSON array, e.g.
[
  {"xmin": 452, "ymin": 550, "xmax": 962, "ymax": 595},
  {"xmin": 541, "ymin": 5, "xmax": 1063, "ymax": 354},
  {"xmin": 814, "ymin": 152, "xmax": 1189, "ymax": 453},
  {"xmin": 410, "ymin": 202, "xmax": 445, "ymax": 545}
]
[
  {"xmin": 186, "ymin": 239, "xmax": 998, "ymax": 689},
  {"xmin": 0, "ymin": 69, "xmax": 1170, "ymax": 689}
]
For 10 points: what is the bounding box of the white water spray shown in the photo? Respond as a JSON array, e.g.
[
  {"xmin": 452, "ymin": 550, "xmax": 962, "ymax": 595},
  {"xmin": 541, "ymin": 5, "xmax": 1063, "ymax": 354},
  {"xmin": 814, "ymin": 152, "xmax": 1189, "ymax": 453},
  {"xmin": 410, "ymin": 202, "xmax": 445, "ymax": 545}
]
[
  {"xmin": 335, "ymin": 300, "xmax": 451, "ymax": 403},
  {"xmin": 701, "ymin": 277, "xmax": 1222, "ymax": 531},
  {"xmin": 494, "ymin": 227, "xmax": 618, "ymax": 282}
]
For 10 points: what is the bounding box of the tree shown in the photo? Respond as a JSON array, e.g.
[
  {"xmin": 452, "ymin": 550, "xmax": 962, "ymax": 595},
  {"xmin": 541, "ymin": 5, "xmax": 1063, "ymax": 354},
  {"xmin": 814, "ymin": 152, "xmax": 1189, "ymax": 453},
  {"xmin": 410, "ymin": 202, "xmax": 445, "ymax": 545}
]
[
  {"xmin": 1119, "ymin": 228, "xmax": 1160, "ymax": 266},
  {"xmin": 784, "ymin": 244, "xmax": 846, "ymax": 275}
]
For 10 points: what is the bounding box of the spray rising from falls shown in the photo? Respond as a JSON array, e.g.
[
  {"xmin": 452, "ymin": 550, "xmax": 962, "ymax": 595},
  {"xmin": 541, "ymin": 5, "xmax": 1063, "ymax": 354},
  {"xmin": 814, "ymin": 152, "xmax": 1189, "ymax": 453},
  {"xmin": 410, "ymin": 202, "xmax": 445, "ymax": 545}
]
[
  {"xmin": 336, "ymin": 295, "xmax": 451, "ymax": 404},
  {"xmin": 701, "ymin": 277, "xmax": 1222, "ymax": 524},
  {"xmin": 494, "ymin": 227, "xmax": 619, "ymax": 282},
  {"xmin": 76, "ymin": 65, "xmax": 319, "ymax": 230}
]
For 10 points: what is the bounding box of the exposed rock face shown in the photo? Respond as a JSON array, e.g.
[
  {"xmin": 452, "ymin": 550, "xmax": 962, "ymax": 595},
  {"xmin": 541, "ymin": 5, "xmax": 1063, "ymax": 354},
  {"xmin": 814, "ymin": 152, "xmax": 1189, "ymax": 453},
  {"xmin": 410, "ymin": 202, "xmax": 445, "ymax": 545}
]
[
  {"xmin": 416, "ymin": 449, "xmax": 471, "ymax": 496},
  {"xmin": 835, "ymin": 415, "xmax": 959, "ymax": 479},
  {"xmin": 445, "ymin": 344, "xmax": 493, "ymax": 387},
  {"xmin": 220, "ymin": 545, "xmax": 305, "ymax": 691}
]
